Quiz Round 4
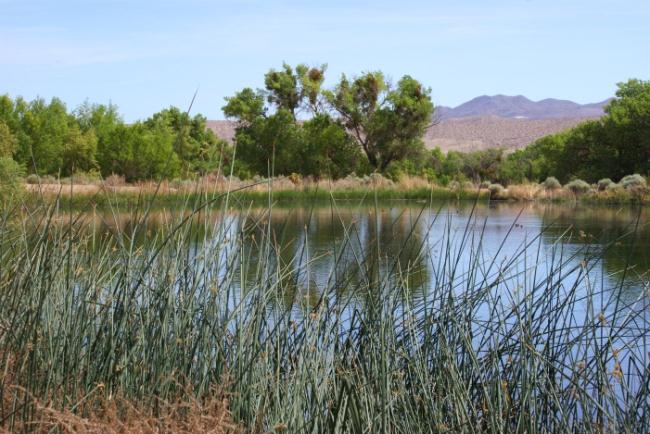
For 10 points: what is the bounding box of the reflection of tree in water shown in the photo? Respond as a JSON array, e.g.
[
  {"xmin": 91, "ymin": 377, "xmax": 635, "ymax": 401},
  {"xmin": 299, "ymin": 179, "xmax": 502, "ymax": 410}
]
[
  {"xmin": 537, "ymin": 204, "xmax": 650, "ymax": 299},
  {"xmin": 239, "ymin": 206, "xmax": 430, "ymax": 310}
]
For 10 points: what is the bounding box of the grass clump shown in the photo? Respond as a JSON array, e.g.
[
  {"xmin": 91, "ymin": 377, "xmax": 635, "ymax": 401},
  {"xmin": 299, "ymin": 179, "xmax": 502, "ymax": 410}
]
[
  {"xmin": 488, "ymin": 182, "xmax": 506, "ymax": 199},
  {"xmin": 620, "ymin": 173, "xmax": 647, "ymax": 191},
  {"xmin": 542, "ymin": 176, "xmax": 562, "ymax": 190},
  {"xmin": 597, "ymin": 178, "xmax": 615, "ymax": 191},
  {"xmin": 565, "ymin": 178, "xmax": 592, "ymax": 195}
]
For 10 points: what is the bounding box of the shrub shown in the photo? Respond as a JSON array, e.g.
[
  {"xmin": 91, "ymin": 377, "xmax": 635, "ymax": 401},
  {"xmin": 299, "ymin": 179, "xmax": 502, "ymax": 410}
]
[
  {"xmin": 448, "ymin": 180, "xmax": 461, "ymax": 191},
  {"xmin": 288, "ymin": 172, "xmax": 302, "ymax": 185},
  {"xmin": 565, "ymin": 179, "xmax": 591, "ymax": 195},
  {"xmin": 620, "ymin": 174, "xmax": 647, "ymax": 190},
  {"xmin": 542, "ymin": 177, "xmax": 562, "ymax": 191},
  {"xmin": 479, "ymin": 180, "xmax": 491, "ymax": 189},
  {"xmin": 0, "ymin": 157, "xmax": 25, "ymax": 201},
  {"xmin": 488, "ymin": 183, "xmax": 505, "ymax": 199},
  {"xmin": 25, "ymin": 174, "xmax": 41, "ymax": 184},
  {"xmin": 597, "ymin": 178, "xmax": 615, "ymax": 191}
]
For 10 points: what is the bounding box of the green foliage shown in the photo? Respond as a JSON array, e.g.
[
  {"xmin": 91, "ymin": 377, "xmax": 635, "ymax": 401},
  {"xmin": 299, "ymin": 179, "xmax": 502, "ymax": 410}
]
[
  {"xmin": 300, "ymin": 114, "xmax": 361, "ymax": 179},
  {"xmin": 498, "ymin": 79, "xmax": 650, "ymax": 184},
  {"xmin": 145, "ymin": 107, "xmax": 227, "ymax": 176},
  {"xmin": 0, "ymin": 121, "xmax": 18, "ymax": 157},
  {"xmin": 222, "ymin": 88, "xmax": 266, "ymax": 125},
  {"xmin": 0, "ymin": 156, "xmax": 24, "ymax": 200},
  {"xmin": 326, "ymin": 73, "xmax": 434, "ymax": 170},
  {"xmin": 223, "ymin": 63, "xmax": 363, "ymax": 179}
]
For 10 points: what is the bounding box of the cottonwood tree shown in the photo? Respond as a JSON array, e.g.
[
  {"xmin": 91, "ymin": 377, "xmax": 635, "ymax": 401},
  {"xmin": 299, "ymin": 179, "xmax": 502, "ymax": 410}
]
[
  {"xmin": 223, "ymin": 62, "xmax": 358, "ymax": 178},
  {"xmin": 325, "ymin": 72, "xmax": 434, "ymax": 171}
]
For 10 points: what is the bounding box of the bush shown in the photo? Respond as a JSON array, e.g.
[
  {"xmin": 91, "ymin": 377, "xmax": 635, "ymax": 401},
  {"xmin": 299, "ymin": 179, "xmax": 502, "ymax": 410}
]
[
  {"xmin": 479, "ymin": 180, "xmax": 491, "ymax": 189},
  {"xmin": 448, "ymin": 180, "xmax": 461, "ymax": 191},
  {"xmin": 565, "ymin": 179, "xmax": 591, "ymax": 195},
  {"xmin": 25, "ymin": 174, "xmax": 41, "ymax": 185},
  {"xmin": 488, "ymin": 183, "xmax": 505, "ymax": 199},
  {"xmin": 620, "ymin": 174, "xmax": 647, "ymax": 190},
  {"xmin": 597, "ymin": 178, "xmax": 615, "ymax": 191},
  {"xmin": 288, "ymin": 173, "xmax": 302, "ymax": 185},
  {"xmin": 0, "ymin": 157, "xmax": 25, "ymax": 201},
  {"xmin": 542, "ymin": 177, "xmax": 562, "ymax": 191}
]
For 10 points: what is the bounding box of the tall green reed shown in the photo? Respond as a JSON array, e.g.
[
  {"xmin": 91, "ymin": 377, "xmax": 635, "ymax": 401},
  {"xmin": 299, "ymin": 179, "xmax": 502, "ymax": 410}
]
[{"xmin": 0, "ymin": 188, "xmax": 648, "ymax": 433}]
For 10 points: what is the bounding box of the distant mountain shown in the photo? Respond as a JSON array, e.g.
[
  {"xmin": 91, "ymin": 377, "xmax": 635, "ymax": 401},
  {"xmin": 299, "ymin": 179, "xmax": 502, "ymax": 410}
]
[
  {"xmin": 436, "ymin": 95, "xmax": 611, "ymax": 120},
  {"xmin": 207, "ymin": 94, "xmax": 611, "ymax": 153}
]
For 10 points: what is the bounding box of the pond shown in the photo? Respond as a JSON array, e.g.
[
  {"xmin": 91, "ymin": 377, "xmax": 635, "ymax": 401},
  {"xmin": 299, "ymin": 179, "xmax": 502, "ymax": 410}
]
[{"xmin": 78, "ymin": 200, "xmax": 649, "ymax": 317}]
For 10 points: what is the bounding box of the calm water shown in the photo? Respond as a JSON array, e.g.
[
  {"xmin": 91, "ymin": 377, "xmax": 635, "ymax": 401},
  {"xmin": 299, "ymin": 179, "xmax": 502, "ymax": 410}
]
[{"xmin": 84, "ymin": 201, "xmax": 649, "ymax": 315}]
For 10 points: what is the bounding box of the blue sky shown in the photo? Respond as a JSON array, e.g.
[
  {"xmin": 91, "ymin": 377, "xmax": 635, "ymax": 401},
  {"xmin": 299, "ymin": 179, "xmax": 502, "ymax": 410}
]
[{"xmin": 2, "ymin": 0, "xmax": 649, "ymax": 121}]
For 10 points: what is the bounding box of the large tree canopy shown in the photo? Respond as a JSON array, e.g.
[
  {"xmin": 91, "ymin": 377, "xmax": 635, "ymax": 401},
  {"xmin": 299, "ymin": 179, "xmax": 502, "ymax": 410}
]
[
  {"xmin": 326, "ymin": 73, "xmax": 434, "ymax": 171},
  {"xmin": 222, "ymin": 63, "xmax": 362, "ymax": 179}
]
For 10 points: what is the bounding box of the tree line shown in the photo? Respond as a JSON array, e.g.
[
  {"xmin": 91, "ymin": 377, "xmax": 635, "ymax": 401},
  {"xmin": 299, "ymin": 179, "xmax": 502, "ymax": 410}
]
[
  {"xmin": 0, "ymin": 96, "xmax": 229, "ymax": 182},
  {"xmin": 1, "ymin": 64, "xmax": 648, "ymax": 188}
]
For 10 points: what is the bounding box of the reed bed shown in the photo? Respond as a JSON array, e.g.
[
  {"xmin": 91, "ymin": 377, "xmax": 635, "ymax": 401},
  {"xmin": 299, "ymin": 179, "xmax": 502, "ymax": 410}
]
[{"xmin": 0, "ymin": 186, "xmax": 649, "ymax": 433}]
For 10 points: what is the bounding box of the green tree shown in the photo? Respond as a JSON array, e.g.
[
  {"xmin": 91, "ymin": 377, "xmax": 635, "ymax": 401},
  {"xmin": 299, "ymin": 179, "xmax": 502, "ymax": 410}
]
[
  {"xmin": 300, "ymin": 114, "xmax": 362, "ymax": 179},
  {"xmin": 223, "ymin": 63, "xmax": 355, "ymax": 178},
  {"xmin": 75, "ymin": 102, "xmax": 123, "ymax": 177},
  {"xmin": 326, "ymin": 73, "xmax": 434, "ymax": 171},
  {"xmin": 0, "ymin": 121, "xmax": 18, "ymax": 157},
  {"xmin": 601, "ymin": 79, "xmax": 650, "ymax": 179},
  {"xmin": 145, "ymin": 107, "xmax": 226, "ymax": 176}
]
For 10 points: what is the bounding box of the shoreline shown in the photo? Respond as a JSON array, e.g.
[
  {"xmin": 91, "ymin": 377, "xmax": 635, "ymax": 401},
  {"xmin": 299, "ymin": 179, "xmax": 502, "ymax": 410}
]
[{"xmin": 20, "ymin": 180, "xmax": 648, "ymax": 208}]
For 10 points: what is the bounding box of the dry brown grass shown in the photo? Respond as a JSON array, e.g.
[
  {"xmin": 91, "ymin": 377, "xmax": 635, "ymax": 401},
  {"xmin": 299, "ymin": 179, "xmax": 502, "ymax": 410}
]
[
  {"xmin": 1, "ymin": 383, "xmax": 239, "ymax": 434},
  {"xmin": 1, "ymin": 350, "xmax": 238, "ymax": 434},
  {"xmin": 23, "ymin": 174, "xmax": 405, "ymax": 197},
  {"xmin": 506, "ymin": 184, "xmax": 540, "ymax": 201}
]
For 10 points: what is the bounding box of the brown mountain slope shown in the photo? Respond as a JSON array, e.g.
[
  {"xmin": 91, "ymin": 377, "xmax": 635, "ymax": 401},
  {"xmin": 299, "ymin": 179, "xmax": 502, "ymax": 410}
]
[
  {"xmin": 207, "ymin": 116, "xmax": 593, "ymax": 153},
  {"xmin": 424, "ymin": 116, "xmax": 592, "ymax": 152}
]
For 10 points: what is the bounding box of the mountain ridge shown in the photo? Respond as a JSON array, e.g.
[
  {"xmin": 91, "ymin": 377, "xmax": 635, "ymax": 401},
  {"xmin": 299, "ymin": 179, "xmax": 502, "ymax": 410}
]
[{"xmin": 436, "ymin": 95, "xmax": 610, "ymax": 120}]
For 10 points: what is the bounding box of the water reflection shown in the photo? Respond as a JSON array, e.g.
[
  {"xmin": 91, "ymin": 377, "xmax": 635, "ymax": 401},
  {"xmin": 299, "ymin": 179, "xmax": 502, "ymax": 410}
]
[{"xmin": 62, "ymin": 202, "xmax": 649, "ymax": 315}]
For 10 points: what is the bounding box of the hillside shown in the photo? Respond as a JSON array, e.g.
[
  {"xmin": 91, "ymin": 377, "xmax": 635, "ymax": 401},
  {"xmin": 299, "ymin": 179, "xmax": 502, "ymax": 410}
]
[
  {"xmin": 436, "ymin": 95, "xmax": 609, "ymax": 120},
  {"xmin": 207, "ymin": 95, "xmax": 607, "ymax": 152},
  {"xmin": 207, "ymin": 117, "xmax": 590, "ymax": 152}
]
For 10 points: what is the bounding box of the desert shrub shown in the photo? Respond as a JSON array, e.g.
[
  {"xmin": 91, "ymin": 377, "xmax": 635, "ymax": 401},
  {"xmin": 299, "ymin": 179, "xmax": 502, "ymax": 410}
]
[
  {"xmin": 0, "ymin": 157, "xmax": 25, "ymax": 201},
  {"xmin": 448, "ymin": 180, "xmax": 461, "ymax": 191},
  {"xmin": 565, "ymin": 179, "xmax": 591, "ymax": 195},
  {"xmin": 542, "ymin": 176, "xmax": 562, "ymax": 191},
  {"xmin": 288, "ymin": 172, "xmax": 302, "ymax": 185},
  {"xmin": 488, "ymin": 183, "xmax": 505, "ymax": 199},
  {"xmin": 597, "ymin": 178, "xmax": 615, "ymax": 191},
  {"xmin": 620, "ymin": 174, "xmax": 647, "ymax": 190},
  {"xmin": 480, "ymin": 180, "xmax": 492, "ymax": 189}
]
